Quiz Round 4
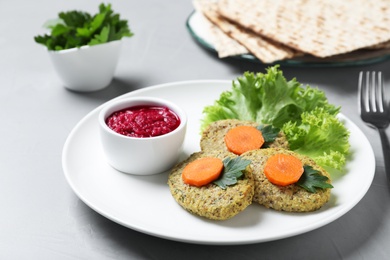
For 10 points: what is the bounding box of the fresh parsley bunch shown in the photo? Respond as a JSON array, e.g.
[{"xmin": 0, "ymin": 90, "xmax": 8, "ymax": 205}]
[{"xmin": 34, "ymin": 3, "xmax": 133, "ymax": 51}]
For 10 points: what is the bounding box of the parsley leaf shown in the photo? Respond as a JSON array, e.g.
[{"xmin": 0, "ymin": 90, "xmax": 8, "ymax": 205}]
[
  {"xmin": 257, "ymin": 124, "xmax": 280, "ymax": 148},
  {"xmin": 89, "ymin": 25, "xmax": 110, "ymax": 46},
  {"xmin": 213, "ymin": 157, "xmax": 251, "ymax": 189},
  {"xmin": 34, "ymin": 3, "xmax": 133, "ymax": 50},
  {"xmin": 297, "ymin": 165, "xmax": 333, "ymax": 193}
]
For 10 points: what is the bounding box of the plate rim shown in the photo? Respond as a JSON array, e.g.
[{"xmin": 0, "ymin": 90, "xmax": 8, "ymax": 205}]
[{"xmin": 62, "ymin": 79, "xmax": 376, "ymax": 245}]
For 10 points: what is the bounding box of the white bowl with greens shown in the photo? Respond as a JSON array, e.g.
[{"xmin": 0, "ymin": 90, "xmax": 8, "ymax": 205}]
[{"xmin": 35, "ymin": 4, "xmax": 133, "ymax": 92}]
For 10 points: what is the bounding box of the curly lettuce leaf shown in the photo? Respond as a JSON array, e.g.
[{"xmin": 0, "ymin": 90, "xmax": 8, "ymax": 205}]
[
  {"xmin": 282, "ymin": 107, "xmax": 350, "ymax": 171},
  {"xmin": 201, "ymin": 66, "xmax": 338, "ymax": 130}
]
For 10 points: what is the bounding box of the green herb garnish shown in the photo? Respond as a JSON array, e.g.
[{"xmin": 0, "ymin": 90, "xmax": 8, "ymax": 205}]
[
  {"xmin": 34, "ymin": 3, "xmax": 133, "ymax": 50},
  {"xmin": 297, "ymin": 165, "xmax": 333, "ymax": 193},
  {"xmin": 257, "ymin": 125, "xmax": 280, "ymax": 142},
  {"xmin": 213, "ymin": 157, "xmax": 251, "ymax": 189},
  {"xmin": 257, "ymin": 124, "xmax": 280, "ymax": 148}
]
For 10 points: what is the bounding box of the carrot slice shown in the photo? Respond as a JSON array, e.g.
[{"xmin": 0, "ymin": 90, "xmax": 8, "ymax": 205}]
[
  {"xmin": 264, "ymin": 154, "xmax": 304, "ymax": 186},
  {"xmin": 182, "ymin": 157, "xmax": 224, "ymax": 187},
  {"xmin": 224, "ymin": 126, "xmax": 265, "ymax": 155}
]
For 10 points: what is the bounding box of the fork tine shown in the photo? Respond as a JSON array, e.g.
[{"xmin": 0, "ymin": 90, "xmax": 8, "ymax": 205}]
[
  {"xmin": 370, "ymin": 71, "xmax": 377, "ymax": 113},
  {"xmin": 358, "ymin": 71, "xmax": 369, "ymax": 113},
  {"xmin": 358, "ymin": 71, "xmax": 364, "ymax": 112},
  {"xmin": 377, "ymin": 71, "xmax": 384, "ymax": 113}
]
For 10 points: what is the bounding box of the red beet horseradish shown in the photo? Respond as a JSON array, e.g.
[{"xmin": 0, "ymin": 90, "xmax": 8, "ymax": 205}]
[{"xmin": 106, "ymin": 105, "xmax": 181, "ymax": 138}]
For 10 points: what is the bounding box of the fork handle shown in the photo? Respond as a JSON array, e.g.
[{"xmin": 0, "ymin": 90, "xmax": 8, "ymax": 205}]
[{"xmin": 378, "ymin": 128, "xmax": 390, "ymax": 184}]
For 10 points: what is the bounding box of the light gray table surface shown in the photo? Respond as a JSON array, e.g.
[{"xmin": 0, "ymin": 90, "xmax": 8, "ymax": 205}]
[{"xmin": 2, "ymin": 0, "xmax": 390, "ymax": 259}]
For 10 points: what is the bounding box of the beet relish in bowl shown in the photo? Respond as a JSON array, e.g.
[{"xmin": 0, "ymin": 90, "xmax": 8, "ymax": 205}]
[
  {"xmin": 106, "ymin": 105, "xmax": 181, "ymax": 138},
  {"xmin": 98, "ymin": 97, "xmax": 187, "ymax": 175}
]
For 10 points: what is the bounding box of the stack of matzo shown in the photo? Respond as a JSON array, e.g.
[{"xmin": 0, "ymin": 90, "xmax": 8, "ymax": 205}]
[{"xmin": 193, "ymin": 0, "xmax": 390, "ymax": 63}]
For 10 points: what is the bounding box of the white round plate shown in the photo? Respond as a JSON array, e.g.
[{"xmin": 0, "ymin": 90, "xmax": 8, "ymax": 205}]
[{"xmin": 62, "ymin": 80, "xmax": 375, "ymax": 245}]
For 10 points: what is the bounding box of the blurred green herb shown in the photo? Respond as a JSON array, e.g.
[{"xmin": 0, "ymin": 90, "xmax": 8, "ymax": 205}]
[
  {"xmin": 257, "ymin": 124, "xmax": 280, "ymax": 148},
  {"xmin": 34, "ymin": 3, "xmax": 133, "ymax": 50}
]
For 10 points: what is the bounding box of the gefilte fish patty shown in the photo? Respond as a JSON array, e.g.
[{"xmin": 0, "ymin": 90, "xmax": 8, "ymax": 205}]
[
  {"xmin": 168, "ymin": 151, "xmax": 254, "ymax": 220},
  {"xmin": 241, "ymin": 148, "xmax": 332, "ymax": 212},
  {"xmin": 200, "ymin": 119, "xmax": 289, "ymax": 154}
]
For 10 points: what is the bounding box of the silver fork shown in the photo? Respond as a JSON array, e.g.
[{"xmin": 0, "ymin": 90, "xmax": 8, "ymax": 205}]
[{"xmin": 358, "ymin": 71, "xmax": 390, "ymax": 183}]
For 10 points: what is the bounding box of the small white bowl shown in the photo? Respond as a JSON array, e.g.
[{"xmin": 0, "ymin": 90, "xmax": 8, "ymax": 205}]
[
  {"xmin": 48, "ymin": 40, "xmax": 122, "ymax": 92},
  {"xmin": 98, "ymin": 97, "xmax": 187, "ymax": 175}
]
